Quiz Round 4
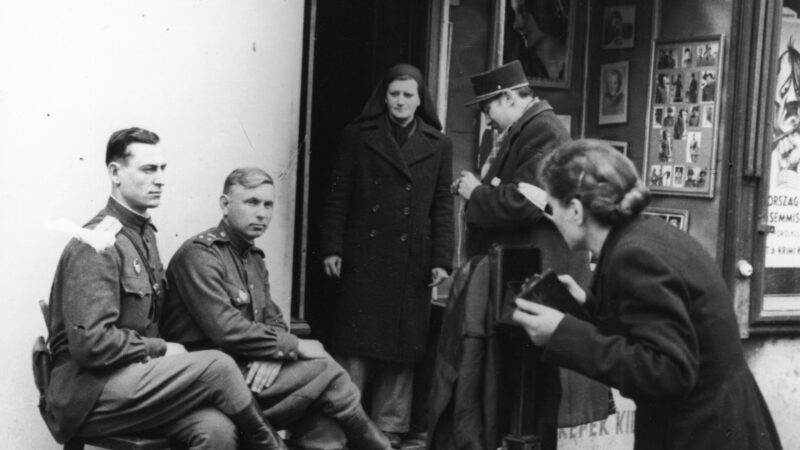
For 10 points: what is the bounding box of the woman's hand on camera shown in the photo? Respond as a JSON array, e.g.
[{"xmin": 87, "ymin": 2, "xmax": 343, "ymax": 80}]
[
  {"xmin": 557, "ymin": 274, "xmax": 587, "ymax": 304},
  {"xmin": 512, "ymin": 298, "xmax": 565, "ymax": 346},
  {"xmin": 323, "ymin": 255, "xmax": 342, "ymax": 278}
]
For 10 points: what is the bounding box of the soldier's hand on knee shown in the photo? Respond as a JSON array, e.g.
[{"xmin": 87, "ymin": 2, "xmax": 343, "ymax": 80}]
[{"xmin": 246, "ymin": 360, "xmax": 283, "ymax": 393}]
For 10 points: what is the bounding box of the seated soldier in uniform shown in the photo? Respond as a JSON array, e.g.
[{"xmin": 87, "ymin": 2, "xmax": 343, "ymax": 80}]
[
  {"xmin": 161, "ymin": 167, "xmax": 390, "ymax": 450},
  {"xmin": 45, "ymin": 128, "xmax": 283, "ymax": 450}
]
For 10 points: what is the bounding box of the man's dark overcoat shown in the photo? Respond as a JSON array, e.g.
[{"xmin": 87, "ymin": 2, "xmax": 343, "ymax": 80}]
[
  {"xmin": 465, "ymin": 99, "xmax": 587, "ymax": 277},
  {"xmin": 544, "ymin": 216, "xmax": 782, "ymax": 450},
  {"xmin": 321, "ymin": 115, "xmax": 454, "ymax": 364}
]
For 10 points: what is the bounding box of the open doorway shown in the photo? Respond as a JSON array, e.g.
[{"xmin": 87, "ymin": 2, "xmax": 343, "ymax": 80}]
[{"xmin": 294, "ymin": 0, "xmax": 432, "ymax": 343}]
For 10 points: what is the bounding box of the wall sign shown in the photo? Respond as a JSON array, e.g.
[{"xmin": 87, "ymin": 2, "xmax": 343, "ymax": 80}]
[
  {"xmin": 643, "ymin": 36, "xmax": 723, "ymax": 197},
  {"xmin": 642, "ymin": 207, "xmax": 689, "ymax": 232}
]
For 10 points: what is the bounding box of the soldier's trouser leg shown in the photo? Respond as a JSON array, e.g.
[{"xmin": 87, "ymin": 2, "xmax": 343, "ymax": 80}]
[
  {"xmin": 254, "ymin": 357, "xmax": 389, "ymax": 450},
  {"xmin": 159, "ymin": 407, "xmax": 237, "ymax": 450},
  {"xmin": 77, "ymin": 350, "xmax": 279, "ymax": 448}
]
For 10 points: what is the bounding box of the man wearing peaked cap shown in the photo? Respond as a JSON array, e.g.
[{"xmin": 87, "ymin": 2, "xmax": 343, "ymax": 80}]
[
  {"xmin": 443, "ymin": 61, "xmax": 603, "ymax": 450},
  {"xmin": 464, "ymin": 60, "xmax": 532, "ymax": 106},
  {"xmin": 454, "ymin": 60, "xmax": 583, "ymax": 265}
]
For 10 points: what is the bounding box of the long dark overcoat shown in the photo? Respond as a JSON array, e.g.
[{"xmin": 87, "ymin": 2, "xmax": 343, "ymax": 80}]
[
  {"xmin": 465, "ymin": 100, "xmax": 588, "ymax": 281},
  {"xmin": 544, "ymin": 216, "xmax": 782, "ymax": 450},
  {"xmin": 321, "ymin": 115, "xmax": 454, "ymax": 364}
]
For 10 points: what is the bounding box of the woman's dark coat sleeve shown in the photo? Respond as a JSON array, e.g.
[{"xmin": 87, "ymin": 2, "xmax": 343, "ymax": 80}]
[
  {"xmin": 320, "ymin": 125, "xmax": 359, "ymax": 257},
  {"xmin": 430, "ymin": 136, "xmax": 454, "ymax": 271},
  {"xmin": 543, "ymin": 243, "xmax": 700, "ymax": 401}
]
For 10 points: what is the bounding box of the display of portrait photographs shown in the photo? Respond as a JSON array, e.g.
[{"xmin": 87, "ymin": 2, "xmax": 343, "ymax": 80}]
[
  {"xmin": 673, "ymin": 165, "xmax": 685, "ymax": 187},
  {"xmin": 653, "ymin": 107, "xmax": 664, "ymax": 128},
  {"xmin": 642, "ymin": 207, "xmax": 690, "ymax": 232},
  {"xmin": 702, "ymin": 105, "xmax": 714, "ymax": 127},
  {"xmin": 599, "ymin": 61, "xmax": 629, "ymax": 125},
  {"xmin": 645, "ymin": 37, "xmax": 722, "ymax": 197},
  {"xmin": 602, "ymin": 140, "xmax": 628, "ymax": 155}
]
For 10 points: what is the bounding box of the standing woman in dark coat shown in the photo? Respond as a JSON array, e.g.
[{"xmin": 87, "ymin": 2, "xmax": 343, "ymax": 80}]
[
  {"xmin": 512, "ymin": 139, "xmax": 782, "ymax": 450},
  {"xmin": 321, "ymin": 64, "xmax": 454, "ymax": 443}
]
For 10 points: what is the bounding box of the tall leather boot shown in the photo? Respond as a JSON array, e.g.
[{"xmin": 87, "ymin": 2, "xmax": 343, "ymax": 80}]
[
  {"xmin": 339, "ymin": 409, "xmax": 392, "ymax": 450},
  {"xmin": 231, "ymin": 399, "xmax": 288, "ymax": 450}
]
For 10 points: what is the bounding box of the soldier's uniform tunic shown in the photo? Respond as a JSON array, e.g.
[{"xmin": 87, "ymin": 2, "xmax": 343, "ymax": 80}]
[
  {"xmin": 45, "ymin": 198, "xmax": 253, "ymax": 448},
  {"xmin": 162, "ymin": 220, "xmax": 368, "ymax": 447}
]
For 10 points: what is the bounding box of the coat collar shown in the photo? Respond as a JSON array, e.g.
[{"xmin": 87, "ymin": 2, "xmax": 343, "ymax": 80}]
[
  {"xmin": 358, "ymin": 115, "xmax": 440, "ymax": 179},
  {"xmin": 508, "ymin": 98, "xmax": 554, "ymax": 143},
  {"xmin": 483, "ymin": 98, "xmax": 553, "ymax": 182},
  {"xmin": 589, "ymin": 215, "xmax": 644, "ymax": 293},
  {"xmin": 105, "ymin": 196, "xmax": 157, "ymax": 233}
]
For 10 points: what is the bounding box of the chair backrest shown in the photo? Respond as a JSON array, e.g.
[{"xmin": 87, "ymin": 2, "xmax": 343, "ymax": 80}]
[
  {"xmin": 33, "ymin": 300, "xmax": 52, "ymax": 396},
  {"xmin": 40, "ymin": 299, "xmax": 51, "ymax": 330}
]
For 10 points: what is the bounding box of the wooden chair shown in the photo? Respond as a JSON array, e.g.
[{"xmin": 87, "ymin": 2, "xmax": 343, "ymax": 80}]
[{"xmin": 35, "ymin": 300, "xmax": 181, "ymax": 450}]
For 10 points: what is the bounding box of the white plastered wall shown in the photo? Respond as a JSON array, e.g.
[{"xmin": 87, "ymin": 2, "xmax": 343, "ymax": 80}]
[{"xmin": 0, "ymin": 1, "xmax": 305, "ymax": 447}]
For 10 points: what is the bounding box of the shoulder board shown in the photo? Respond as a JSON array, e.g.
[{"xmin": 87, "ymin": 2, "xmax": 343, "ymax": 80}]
[
  {"xmin": 193, "ymin": 227, "xmax": 227, "ymax": 247},
  {"xmin": 95, "ymin": 215, "xmax": 123, "ymax": 236}
]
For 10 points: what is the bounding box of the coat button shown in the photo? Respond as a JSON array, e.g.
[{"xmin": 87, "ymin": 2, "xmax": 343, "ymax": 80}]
[
  {"xmin": 372, "ymin": 204, "xmax": 380, "ymax": 212},
  {"xmin": 403, "ymin": 207, "xmax": 410, "ymax": 215},
  {"xmin": 369, "ymin": 229, "xmax": 377, "ymax": 237},
  {"xmin": 405, "ymin": 183, "xmax": 412, "ymax": 191},
  {"xmin": 400, "ymin": 233, "xmax": 408, "ymax": 242},
  {"xmin": 374, "ymin": 178, "xmax": 382, "ymax": 185}
]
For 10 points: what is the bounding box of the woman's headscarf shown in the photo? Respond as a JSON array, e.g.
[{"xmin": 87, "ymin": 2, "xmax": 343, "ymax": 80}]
[{"xmin": 353, "ymin": 63, "xmax": 443, "ymax": 130}]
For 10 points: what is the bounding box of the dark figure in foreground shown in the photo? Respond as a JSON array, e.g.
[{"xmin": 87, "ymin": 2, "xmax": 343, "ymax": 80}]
[{"xmin": 513, "ymin": 139, "xmax": 782, "ymax": 450}]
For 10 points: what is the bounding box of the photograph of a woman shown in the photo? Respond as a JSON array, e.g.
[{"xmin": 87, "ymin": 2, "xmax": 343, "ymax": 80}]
[
  {"xmin": 507, "ymin": 0, "xmax": 573, "ymax": 87},
  {"xmin": 512, "ymin": 139, "xmax": 782, "ymax": 450},
  {"xmin": 320, "ymin": 64, "xmax": 454, "ymax": 445},
  {"xmin": 599, "ymin": 61, "xmax": 628, "ymax": 124}
]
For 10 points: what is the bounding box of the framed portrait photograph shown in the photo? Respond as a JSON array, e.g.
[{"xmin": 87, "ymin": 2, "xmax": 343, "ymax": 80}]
[
  {"xmin": 642, "ymin": 207, "xmax": 689, "ymax": 232},
  {"xmin": 602, "ymin": 5, "xmax": 635, "ymax": 50},
  {"xmin": 599, "ymin": 61, "xmax": 629, "ymax": 125},
  {"xmin": 644, "ymin": 36, "xmax": 723, "ymax": 197},
  {"xmin": 500, "ymin": 0, "xmax": 576, "ymax": 89},
  {"xmin": 602, "ymin": 139, "xmax": 628, "ymax": 156}
]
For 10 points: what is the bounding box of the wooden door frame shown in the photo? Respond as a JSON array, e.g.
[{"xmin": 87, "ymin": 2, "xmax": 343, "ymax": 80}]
[{"xmin": 723, "ymin": 0, "xmax": 800, "ymax": 336}]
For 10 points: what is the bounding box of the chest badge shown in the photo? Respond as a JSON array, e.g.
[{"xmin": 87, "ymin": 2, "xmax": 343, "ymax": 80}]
[
  {"xmin": 236, "ymin": 289, "xmax": 250, "ymax": 305},
  {"xmin": 133, "ymin": 258, "xmax": 142, "ymax": 274}
]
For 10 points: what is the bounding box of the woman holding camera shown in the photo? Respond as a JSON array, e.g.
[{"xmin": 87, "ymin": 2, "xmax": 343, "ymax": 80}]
[{"xmin": 512, "ymin": 139, "xmax": 781, "ymax": 449}]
